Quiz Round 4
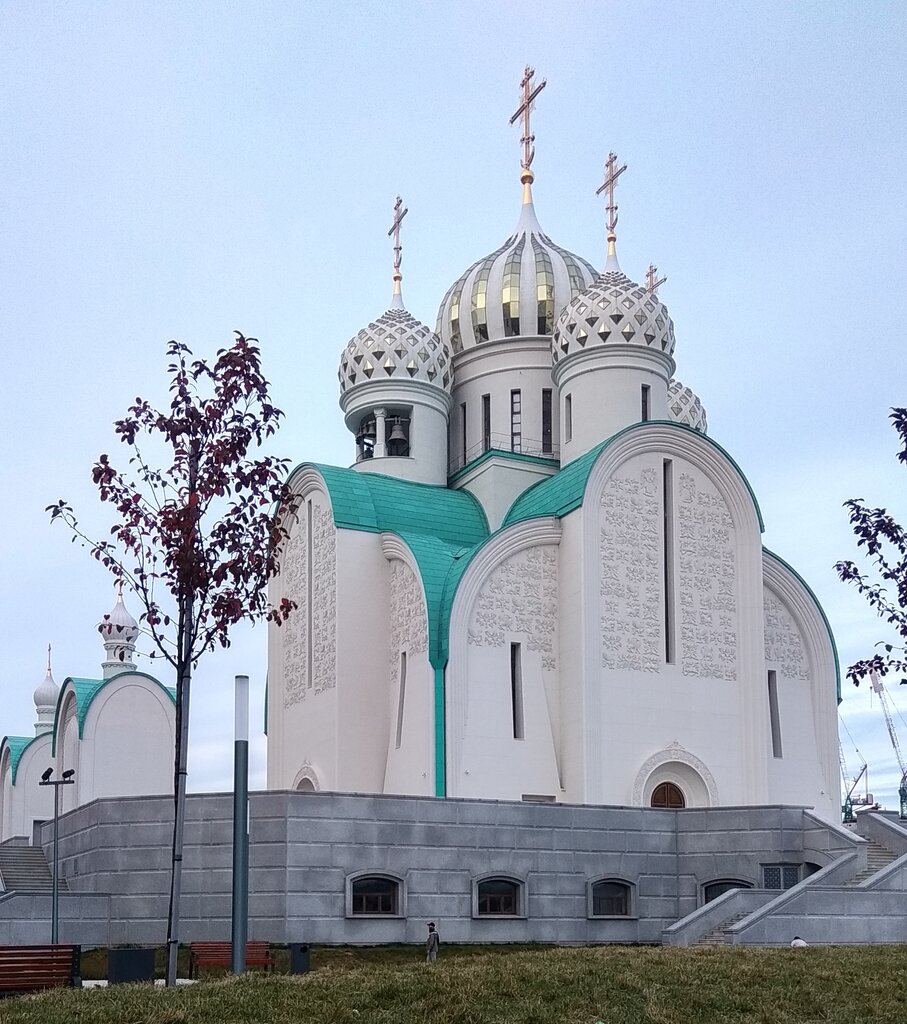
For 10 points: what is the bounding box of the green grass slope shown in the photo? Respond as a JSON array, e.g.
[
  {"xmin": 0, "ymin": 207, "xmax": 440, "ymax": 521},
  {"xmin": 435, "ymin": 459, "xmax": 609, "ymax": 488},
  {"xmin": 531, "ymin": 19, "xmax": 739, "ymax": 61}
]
[{"xmin": 5, "ymin": 946, "xmax": 907, "ymax": 1024}]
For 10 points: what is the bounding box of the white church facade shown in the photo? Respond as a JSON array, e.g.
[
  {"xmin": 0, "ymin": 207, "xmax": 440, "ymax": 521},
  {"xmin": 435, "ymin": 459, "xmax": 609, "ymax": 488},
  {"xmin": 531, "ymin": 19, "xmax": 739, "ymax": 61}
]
[
  {"xmin": 266, "ymin": 79, "xmax": 840, "ymax": 823},
  {"xmin": 0, "ymin": 590, "xmax": 175, "ymax": 841}
]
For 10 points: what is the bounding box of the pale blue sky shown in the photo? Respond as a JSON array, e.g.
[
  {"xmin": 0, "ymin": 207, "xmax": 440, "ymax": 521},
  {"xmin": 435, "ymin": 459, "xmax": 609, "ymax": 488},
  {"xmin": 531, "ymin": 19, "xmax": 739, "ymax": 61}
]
[{"xmin": 1, "ymin": 1, "xmax": 905, "ymax": 802}]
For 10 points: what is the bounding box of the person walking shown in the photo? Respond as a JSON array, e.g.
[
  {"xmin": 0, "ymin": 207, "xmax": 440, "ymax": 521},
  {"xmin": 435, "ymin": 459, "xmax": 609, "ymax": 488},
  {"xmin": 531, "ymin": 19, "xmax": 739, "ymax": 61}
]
[{"xmin": 425, "ymin": 921, "xmax": 440, "ymax": 962}]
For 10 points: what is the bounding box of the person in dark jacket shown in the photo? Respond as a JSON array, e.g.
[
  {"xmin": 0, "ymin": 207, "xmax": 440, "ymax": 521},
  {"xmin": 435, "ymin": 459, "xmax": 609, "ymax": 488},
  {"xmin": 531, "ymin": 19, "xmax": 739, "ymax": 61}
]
[{"xmin": 425, "ymin": 921, "xmax": 440, "ymax": 962}]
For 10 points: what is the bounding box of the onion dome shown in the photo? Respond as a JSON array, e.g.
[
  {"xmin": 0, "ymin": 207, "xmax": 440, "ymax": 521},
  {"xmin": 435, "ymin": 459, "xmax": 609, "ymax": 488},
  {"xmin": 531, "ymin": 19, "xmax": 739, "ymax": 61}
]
[
  {"xmin": 338, "ymin": 306, "xmax": 452, "ymax": 395},
  {"xmin": 552, "ymin": 245, "xmax": 676, "ymax": 368},
  {"xmin": 436, "ymin": 198, "xmax": 597, "ymax": 354},
  {"xmin": 339, "ymin": 196, "xmax": 452, "ymax": 396},
  {"xmin": 33, "ymin": 646, "xmax": 59, "ymax": 711},
  {"xmin": 668, "ymin": 379, "xmax": 708, "ymax": 434},
  {"xmin": 99, "ymin": 584, "xmax": 139, "ymax": 677}
]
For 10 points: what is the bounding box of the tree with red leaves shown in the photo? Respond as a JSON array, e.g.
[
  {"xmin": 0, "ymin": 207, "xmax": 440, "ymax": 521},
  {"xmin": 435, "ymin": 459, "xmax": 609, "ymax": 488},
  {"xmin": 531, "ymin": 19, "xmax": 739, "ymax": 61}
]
[
  {"xmin": 835, "ymin": 408, "xmax": 907, "ymax": 687},
  {"xmin": 48, "ymin": 333, "xmax": 297, "ymax": 986}
]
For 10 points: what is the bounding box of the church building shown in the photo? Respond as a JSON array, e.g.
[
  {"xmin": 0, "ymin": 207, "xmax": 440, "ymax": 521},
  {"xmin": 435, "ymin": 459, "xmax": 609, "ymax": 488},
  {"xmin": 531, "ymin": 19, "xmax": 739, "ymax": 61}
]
[{"xmin": 266, "ymin": 69, "xmax": 840, "ymax": 822}]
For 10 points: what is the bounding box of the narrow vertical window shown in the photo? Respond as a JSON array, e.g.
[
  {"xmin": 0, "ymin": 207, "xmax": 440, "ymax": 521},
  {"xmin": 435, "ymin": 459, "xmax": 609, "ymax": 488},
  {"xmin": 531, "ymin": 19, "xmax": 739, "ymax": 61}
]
[
  {"xmin": 482, "ymin": 394, "xmax": 491, "ymax": 451},
  {"xmin": 306, "ymin": 500, "xmax": 314, "ymax": 688},
  {"xmin": 663, "ymin": 460, "xmax": 675, "ymax": 663},
  {"xmin": 510, "ymin": 643, "xmax": 524, "ymax": 740},
  {"xmin": 510, "ymin": 389, "xmax": 522, "ymax": 452},
  {"xmin": 641, "ymin": 384, "xmax": 650, "ymax": 422},
  {"xmin": 768, "ymin": 671, "xmax": 782, "ymax": 757},
  {"xmin": 541, "ymin": 389, "xmax": 552, "ymax": 454},
  {"xmin": 460, "ymin": 402, "xmax": 467, "ymax": 463},
  {"xmin": 395, "ymin": 652, "xmax": 407, "ymax": 749},
  {"xmin": 565, "ymin": 394, "xmax": 573, "ymax": 443}
]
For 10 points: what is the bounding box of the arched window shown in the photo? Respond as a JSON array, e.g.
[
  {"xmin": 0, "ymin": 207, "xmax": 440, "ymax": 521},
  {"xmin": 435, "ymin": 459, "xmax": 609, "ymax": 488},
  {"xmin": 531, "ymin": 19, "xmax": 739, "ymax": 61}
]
[
  {"xmin": 296, "ymin": 778, "xmax": 316, "ymax": 792},
  {"xmin": 475, "ymin": 877, "xmax": 522, "ymax": 917},
  {"xmin": 651, "ymin": 781, "xmax": 685, "ymax": 808},
  {"xmin": 590, "ymin": 879, "xmax": 632, "ymax": 917},
  {"xmin": 347, "ymin": 874, "xmax": 402, "ymax": 917},
  {"xmin": 703, "ymin": 879, "xmax": 753, "ymax": 904}
]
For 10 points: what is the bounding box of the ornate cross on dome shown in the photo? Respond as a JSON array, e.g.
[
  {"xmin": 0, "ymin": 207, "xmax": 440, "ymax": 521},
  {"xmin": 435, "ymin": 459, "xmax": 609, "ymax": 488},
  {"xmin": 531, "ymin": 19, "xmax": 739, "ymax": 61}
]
[
  {"xmin": 387, "ymin": 195, "xmax": 408, "ymax": 300},
  {"xmin": 596, "ymin": 151, "xmax": 627, "ymax": 235},
  {"xmin": 646, "ymin": 263, "xmax": 667, "ymax": 294},
  {"xmin": 46, "ymin": 643, "xmax": 52, "ymax": 674},
  {"xmin": 509, "ymin": 65, "xmax": 546, "ymax": 185}
]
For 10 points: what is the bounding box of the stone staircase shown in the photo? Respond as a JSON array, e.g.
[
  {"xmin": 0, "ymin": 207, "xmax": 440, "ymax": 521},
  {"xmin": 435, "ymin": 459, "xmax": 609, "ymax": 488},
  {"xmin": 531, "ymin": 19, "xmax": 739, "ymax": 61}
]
[
  {"xmin": 844, "ymin": 836, "xmax": 898, "ymax": 886},
  {"xmin": 0, "ymin": 844, "xmax": 59, "ymax": 893},
  {"xmin": 695, "ymin": 911, "xmax": 749, "ymax": 946}
]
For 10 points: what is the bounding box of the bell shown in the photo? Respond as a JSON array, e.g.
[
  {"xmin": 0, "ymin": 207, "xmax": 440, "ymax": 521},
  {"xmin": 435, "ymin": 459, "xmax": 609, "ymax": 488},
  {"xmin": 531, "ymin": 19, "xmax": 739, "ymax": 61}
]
[
  {"xmin": 388, "ymin": 421, "xmax": 407, "ymax": 443},
  {"xmin": 358, "ymin": 419, "xmax": 377, "ymax": 441}
]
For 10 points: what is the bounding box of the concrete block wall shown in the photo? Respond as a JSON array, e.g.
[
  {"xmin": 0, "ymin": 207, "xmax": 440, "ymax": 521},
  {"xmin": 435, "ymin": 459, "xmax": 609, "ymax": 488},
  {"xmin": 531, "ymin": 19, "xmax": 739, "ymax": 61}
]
[{"xmin": 15, "ymin": 792, "xmax": 856, "ymax": 947}]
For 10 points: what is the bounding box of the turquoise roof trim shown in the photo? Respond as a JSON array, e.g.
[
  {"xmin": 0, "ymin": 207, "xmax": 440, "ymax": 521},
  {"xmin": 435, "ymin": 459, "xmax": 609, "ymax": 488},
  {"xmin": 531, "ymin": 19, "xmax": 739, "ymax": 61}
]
[
  {"xmin": 503, "ymin": 421, "xmax": 765, "ymax": 532},
  {"xmin": 764, "ymin": 548, "xmax": 842, "ymax": 704},
  {"xmin": 52, "ymin": 671, "xmax": 175, "ymax": 756},
  {"xmin": 2, "ymin": 735, "xmax": 40, "ymax": 786},
  {"xmin": 308, "ymin": 464, "xmax": 489, "ymax": 545}
]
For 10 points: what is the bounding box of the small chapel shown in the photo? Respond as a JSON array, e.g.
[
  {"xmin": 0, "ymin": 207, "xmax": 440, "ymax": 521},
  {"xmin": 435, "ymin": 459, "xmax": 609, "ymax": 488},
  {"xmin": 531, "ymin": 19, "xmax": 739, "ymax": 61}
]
[
  {"xmin": 265, "ymin": 70, "xmax": 840, "ymax": 822},
  {"xmin": 0, "ymin": 588, "xmax": 175, "ymax": 842}
]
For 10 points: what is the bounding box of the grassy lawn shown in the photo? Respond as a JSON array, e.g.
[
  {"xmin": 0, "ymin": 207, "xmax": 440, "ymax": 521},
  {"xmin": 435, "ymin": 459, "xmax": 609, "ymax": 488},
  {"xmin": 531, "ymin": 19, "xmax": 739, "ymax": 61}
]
[{"xmin": 3, "ymin": 945, "xmax": 907, "ymax": 1023}]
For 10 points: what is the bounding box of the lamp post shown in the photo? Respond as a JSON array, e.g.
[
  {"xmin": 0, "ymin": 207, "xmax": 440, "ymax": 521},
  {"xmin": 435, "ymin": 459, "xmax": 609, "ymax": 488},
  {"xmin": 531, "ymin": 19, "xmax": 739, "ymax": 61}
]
[
  {"xmin": 231, "ymin": 675, "xmax": 249, "ymax": 973},
  {"xmin": 38, "ymin": 768, "xmax": 75, "ymax": 943}
]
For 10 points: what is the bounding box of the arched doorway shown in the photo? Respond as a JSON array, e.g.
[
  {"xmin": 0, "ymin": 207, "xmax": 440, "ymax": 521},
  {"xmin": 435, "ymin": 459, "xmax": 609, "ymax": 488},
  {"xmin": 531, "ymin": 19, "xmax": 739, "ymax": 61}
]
[{"xmin": 650, "ymin": 781, "xmax": 685, "ymax": 808}]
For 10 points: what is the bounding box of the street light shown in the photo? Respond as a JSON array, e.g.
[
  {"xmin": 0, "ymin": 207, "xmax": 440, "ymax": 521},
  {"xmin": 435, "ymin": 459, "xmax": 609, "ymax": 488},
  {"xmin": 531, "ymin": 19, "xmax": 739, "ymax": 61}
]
[{"xmin": 38, "ymin": 768, "xmax": 75, "ymax": 943}]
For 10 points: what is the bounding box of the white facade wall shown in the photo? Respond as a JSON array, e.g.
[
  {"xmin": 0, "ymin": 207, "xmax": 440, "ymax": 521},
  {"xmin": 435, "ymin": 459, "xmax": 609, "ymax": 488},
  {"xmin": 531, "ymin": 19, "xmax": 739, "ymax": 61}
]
[
  {"xmin": 0, "ymin": 737, "xmax": 54, "ymax": 841},
  {"xmin": 452, "ymin": 455, "xmax": 556, "ymax": 532}
]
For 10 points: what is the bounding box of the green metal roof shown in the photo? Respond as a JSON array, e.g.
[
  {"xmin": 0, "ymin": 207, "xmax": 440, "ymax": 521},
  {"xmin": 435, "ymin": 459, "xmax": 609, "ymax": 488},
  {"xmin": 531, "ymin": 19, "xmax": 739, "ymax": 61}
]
[
  {"xmin": 309, "ymin": 464, "xmax": 488, "ymax": 545},
  {"xmin": 1, "ymin": 735, "xmax": 40, "ymax": 786},
  {"xmin": 52, "ymin": 671, "xmax": 175, "ymax": 756},
  {"xmin": 503, "ymin": 421, "xmax": 765, "ymax": 532}
]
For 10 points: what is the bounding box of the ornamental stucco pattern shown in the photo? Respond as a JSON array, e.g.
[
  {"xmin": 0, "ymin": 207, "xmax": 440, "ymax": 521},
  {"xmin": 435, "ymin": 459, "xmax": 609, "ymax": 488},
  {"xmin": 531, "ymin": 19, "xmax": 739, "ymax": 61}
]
[
  {"xmin": 282, "ymin": 502, "xmax": 337, "ymax": 707},
  {"xmin": 282, "ymin": 514, "xmax": 308, "ymax": 707},
  {"xmin": 764, "ymin": 589, "xmax": 810, "ymax": 680},
  {"xmin": 600, "ymin": 464, "xmax": 662, "ymax": 672},
  {"xmin": 677, "ymin": 472, "xmax": 737, "ymax": 680},
  {"xmin": 467, "ymin": 547, "xmax": 558, "ymax": 670},
  {"xmin": 388, "ymin": 560, "xmax": 428, "ymax": 672},
  {"xmin": 311, "ymin": 505, "xmax": 337, "ymax": 695}
]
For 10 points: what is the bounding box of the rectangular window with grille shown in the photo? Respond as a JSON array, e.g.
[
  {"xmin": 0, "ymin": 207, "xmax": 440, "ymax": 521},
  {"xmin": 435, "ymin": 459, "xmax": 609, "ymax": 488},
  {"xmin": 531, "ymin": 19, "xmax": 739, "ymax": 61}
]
[
  {"xmin": 565, "ymin": 394, "xmax": 573, "ymax": 442},
  {"xmin": 542, "ymin": 389, "xmax": 552, "ymax": 454},
  {"xmin": 510, "ymin": 390, "xmax": 522, "ymax": 452},
  {"xmin": 482, "ymin": 394, "xmax": 491, "ymax": 451},
  {"xmin": 762, "ymin": 864, "xmax": 800, "ymax": 889}
]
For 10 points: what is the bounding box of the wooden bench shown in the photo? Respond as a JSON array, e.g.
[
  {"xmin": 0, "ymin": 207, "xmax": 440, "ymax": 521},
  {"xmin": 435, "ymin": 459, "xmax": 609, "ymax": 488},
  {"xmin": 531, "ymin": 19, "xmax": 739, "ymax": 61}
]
[
  {"xmin": 189, "ymin": 941, "xmax": 272, "ymax": 978},
  {"xmin": 0, "ymin": 944, "xmax": 81, "ymax": 995}
]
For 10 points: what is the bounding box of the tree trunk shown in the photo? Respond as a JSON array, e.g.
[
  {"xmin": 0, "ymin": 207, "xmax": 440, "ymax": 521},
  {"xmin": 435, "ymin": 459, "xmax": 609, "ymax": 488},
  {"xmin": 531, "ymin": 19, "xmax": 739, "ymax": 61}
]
[{"xmin": 165, "ymin": 599, "xmax": 193, "ymax": 986}]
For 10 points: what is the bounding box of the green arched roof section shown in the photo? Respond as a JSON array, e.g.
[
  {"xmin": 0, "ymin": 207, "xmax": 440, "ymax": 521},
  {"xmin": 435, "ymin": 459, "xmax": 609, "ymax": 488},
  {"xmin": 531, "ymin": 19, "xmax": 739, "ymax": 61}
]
[
  {"xmin": 52, "ymin": 671, "xmax": 175, "ymax": 756},
  {"xmin": 302, "ymin": 464, "xmax": 489, "ymax": 545},
  {"xmin": 764, "ymin": 548, "xmax": 842, "ymax": 704},
  {"xmin": 502, "ymin": 421, "xmax": 765, "ymax": 533},
  {"xmin": 1, "ymin": 735, "xmax": 41, "ymax": 786}
]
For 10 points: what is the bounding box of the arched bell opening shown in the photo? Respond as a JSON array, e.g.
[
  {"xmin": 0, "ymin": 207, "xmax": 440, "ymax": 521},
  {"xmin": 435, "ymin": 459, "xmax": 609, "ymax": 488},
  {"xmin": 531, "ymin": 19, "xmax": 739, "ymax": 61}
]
[{"xmin": 355, "ymin": 407, "xmax": 412, "ymax": 462}]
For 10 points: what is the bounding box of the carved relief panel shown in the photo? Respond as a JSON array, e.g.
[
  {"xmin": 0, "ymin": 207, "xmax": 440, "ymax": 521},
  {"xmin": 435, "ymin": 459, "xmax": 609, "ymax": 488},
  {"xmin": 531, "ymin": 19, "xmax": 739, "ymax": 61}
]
[
  {"xmin": 600, "ymin": 462, "xmax": 662, "ymax": 672},
  {"xmin": 677, "ymin": 471, "xmax": 737, "ymax": 680},
  {"xmin": 389, "ymin": 560, "xmax": 428, "ymax": 672},
  {"xmin": 467, "ymin": 546, "xmax": 558, "ymax": 670},
  {"xmin": 764, "ymin": 589, "xmax": 810, "ymax": 680},
  {"xmin": 282, "ymin": 500, "xmax": 337, "ymax": 708}
]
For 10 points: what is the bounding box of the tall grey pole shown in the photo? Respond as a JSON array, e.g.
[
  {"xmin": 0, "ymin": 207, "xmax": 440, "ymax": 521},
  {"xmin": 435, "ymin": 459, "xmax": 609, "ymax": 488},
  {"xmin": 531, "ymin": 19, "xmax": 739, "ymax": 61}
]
[
  {"xmin": 51, "ymin": 783, "xmax": 60, "ymax": 944},
  {"xmin": 231, "ymin": 674, "xmax": 249, "ymax": 973}
]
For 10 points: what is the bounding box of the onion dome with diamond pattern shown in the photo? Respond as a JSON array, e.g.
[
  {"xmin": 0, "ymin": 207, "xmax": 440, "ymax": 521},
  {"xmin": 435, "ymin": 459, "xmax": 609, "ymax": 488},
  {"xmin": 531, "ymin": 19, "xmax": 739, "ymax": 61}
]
[
  {"xmin": 338, "ymin": 303, "xmax": 452, "ymax": 396},
  {"xmin": 668, "ymin": 378, "xmax": 708, "ymax": 434},
  {"xmin": 551, "ymin": 245, "xmax": 676, "ymax": 368},
  {"xmin": 435, "ymin": 198, "xmax": 597, "ymax": 354}
]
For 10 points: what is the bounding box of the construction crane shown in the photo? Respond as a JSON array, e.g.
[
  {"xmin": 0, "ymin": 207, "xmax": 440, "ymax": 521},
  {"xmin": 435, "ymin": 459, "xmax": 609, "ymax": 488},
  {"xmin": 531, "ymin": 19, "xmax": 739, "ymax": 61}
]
[
  {"xmin": 870, "ymin": 670, "xmax": 907, "ymax": 818},
  {"xmin": 838, "ymin": 738, "xmax": 867, "ymax": 823}
]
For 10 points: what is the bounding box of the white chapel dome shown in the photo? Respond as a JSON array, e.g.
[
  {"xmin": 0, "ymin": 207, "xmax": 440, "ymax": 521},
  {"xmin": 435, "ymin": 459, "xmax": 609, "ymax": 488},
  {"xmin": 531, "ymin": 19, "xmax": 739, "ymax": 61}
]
[
  {"xmin": 552, "ymin": 256, "xmax": 676, "ymax": 368},
  {"xmin": 436, "ymin": 199, "xmax": 597, "ymax": 354},
  {"xmin": 338, "ymin": 305, "xmax": 452, "ymax": 396},
  {"xmin": 668, "ymin": 378, "xmax": 708, "ymax": 434},
  {"xmin": 98, "ymin": 588, "xmax": 140, "ymax": 645},
  {"xmin": 33, "ymin": 657, "xmax": 59, "ymax": 711}
]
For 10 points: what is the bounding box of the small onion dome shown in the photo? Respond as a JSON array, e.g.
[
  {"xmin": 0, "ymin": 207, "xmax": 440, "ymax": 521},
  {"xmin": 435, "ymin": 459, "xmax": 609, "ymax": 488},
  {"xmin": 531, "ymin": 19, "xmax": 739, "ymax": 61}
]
[
  {"xmin": 668, "ymin": 379, "xmax": 708, "ymax": 434},
  {"xmin": 552, "ymin": 253, "xmax": 676, "ymax": 368},
  {"xmin": 98, "ymin": 588, "xmax": 140, "ymax": 645},
  {"xmin": 435, "ymin": 200, "xmax": 597, "ymax": 354},
  {"xmin": 338, "ymin": 306, "xmax": 452, "ymax": 395},
  {"xmin": 33, "ymin": 657, "xmax": 59, "ymax": 711}
]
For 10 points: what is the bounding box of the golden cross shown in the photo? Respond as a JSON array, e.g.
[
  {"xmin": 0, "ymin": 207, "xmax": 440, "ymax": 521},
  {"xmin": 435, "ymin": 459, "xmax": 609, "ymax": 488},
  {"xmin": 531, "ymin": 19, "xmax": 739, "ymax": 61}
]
[
  {"xmin": 387, "ymin": 195, "xmax": 408, "ymax": 283},
  {"xmin": 509, "ymin": 65, "xmax": 547, "ymax": 175},
  {"xmin": 646, "ymin": 263, "xmax": 667, "ymax": 294},
  {"xmin": 596, "ymin": 152, "xmax": 627, "ymax": 234}
]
